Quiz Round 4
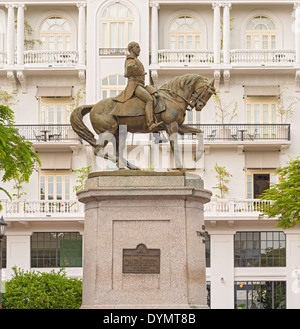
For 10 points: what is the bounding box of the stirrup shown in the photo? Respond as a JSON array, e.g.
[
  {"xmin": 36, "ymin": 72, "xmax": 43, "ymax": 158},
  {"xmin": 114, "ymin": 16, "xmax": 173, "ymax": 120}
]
[{"xmin": 148, "ymin": 121, "xmax": 164, "ymax": 132}]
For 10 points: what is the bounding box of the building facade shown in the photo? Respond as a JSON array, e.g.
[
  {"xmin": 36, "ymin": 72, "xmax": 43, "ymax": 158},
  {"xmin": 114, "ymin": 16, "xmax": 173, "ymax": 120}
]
[{"xmin": 0, "ymin": 0, "xmax": 300, "ymax": 309}]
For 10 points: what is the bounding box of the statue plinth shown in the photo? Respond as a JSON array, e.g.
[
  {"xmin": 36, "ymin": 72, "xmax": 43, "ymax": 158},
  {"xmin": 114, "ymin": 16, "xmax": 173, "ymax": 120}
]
[{"xmin": 77, "ymin": 170, "xmax": 211, "ymax": 309}]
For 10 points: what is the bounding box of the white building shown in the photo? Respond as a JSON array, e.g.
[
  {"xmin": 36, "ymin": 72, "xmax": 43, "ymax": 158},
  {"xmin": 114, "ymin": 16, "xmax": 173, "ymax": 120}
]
[{"xmin": 0, "ymin": 0, "xmax": 300, "ymax": 309}]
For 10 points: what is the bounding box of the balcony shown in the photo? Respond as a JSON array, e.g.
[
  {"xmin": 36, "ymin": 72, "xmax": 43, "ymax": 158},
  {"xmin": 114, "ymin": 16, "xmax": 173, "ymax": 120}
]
[
  {"xmin": 99, "ymin": 48, "xmax": 128, "ymax": 56},
  {"xmin": 14, "ymin": 124, "xmax": 82, "ymax": 153},
  {"xmin": 154, "ymin": 49, "xmax": 296, "ymax": 68},
  {"xmin": 15, "ymin": 124, "xmax": 80, "ymax": 142},
  {"xmin": 24, "ymin": 50, "xmax": 79, "ymax": 66},
  {"xmin": 230, "ymin": 49, "xmax": 295, "ymax": 65},
  {"xmin": 1, "ymin": 198, "xmax": 272, "ymax": 221},
  {"xmin": 204, "ymin": 198, "xmax": 273, "ymax": 220},
  {"xmin": 180, "ymin": 124, "xmax": 290, "ymax": 141},
  {"xmin": 158, "ymin": 49, "xmax": 214, "ymax": 65},
  {"xmin": 1, "ymin": 199, "xmax": 84, "ymax": 220}
]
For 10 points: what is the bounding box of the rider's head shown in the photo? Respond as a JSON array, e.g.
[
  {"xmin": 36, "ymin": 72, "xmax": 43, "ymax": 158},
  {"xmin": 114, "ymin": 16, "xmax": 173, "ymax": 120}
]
[{"xmin": 128, "ymin": 42, "xmax": 140, "ymax": 56}]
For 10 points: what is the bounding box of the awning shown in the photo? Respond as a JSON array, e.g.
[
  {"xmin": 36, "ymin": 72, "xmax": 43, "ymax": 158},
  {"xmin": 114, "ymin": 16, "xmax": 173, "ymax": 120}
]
[
  {"xmin": 244, "ymin": 86, "xmax": 280, "ymax": 97},
  {"xmin": 38, "ymin": 152, "xmax": 72, "ymax": 170},
  {"xmin": 36, "ymin": 86, "xmax": 73, "ymax": 98},
  {"xmin": 245, "ymin": 151, "xmax": 280, "ymax": 169}
]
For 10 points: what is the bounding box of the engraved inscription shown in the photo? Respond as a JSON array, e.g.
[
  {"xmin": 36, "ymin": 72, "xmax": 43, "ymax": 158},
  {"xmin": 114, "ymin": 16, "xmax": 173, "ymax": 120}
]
[{"xmin": 123, "ymin": 244, "xmax": 160, "ymax": 274}]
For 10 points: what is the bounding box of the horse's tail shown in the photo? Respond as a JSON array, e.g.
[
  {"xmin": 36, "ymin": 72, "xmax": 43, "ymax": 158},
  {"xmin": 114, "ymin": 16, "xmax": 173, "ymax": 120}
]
[{"xmin": 70, "ymin": 105, "xmax": 97, "ymax": 148}]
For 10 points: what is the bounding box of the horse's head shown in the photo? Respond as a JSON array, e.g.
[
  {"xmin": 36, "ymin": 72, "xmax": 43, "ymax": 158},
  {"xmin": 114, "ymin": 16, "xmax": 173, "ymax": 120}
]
[{"xmin": 190, "ymin": 79, "xmax": 216, "ymax": 111}]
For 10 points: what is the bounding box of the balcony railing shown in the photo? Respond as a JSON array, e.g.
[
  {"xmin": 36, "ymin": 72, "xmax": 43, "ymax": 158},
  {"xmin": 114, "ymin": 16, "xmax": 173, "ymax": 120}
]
[
  {"xmin": 14, "ymin": 124, "xmax": 81, "ymax": 143},
  {"xmin": 230, "ymin": 49, "xmax": 295, "ymax": 64},
  {"xmin": 24, "ymin": 50, "xmax": 79, "ymax": 65},
  {"xmin": 158, "ymin": 49, "xmax": 214, "ymax": 64},
  {"xmin": 1, "ymin": 200, "xmax": 84, "ymax": 218},
  {"xmin": 1, "ymin": 199, "xmax": 272, "ymax": 219},
  {"xmin": 99, "ymin": 48, "xmax": 128, "ymax": 56},
  {"xmin": 180, "ymin": 124, "xmax": 290, "ymax": 141},
  {"xmin": 204, "ymin": 199, "xmax": 272, "ymax": 217}
]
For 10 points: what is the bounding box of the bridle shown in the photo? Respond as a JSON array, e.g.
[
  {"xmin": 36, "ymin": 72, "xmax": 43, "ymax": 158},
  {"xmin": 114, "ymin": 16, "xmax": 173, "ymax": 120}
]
[
  {"xmin": 189, "ymin": 84, "xmax": 215, "ymax": 110},
  {"xmin": 159, "ymin": 81, "xmax": 215, "ymax": 111}
]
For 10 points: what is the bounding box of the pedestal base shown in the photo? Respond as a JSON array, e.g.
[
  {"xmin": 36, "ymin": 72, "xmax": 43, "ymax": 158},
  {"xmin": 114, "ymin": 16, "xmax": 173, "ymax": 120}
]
[{"xmin": 77, "ymin": 171, "xmax": 211, "ymax": 309}]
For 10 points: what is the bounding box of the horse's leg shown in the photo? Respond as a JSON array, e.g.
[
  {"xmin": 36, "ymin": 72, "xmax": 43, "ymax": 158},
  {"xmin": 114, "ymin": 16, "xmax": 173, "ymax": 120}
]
[
  {"xmin": 178, "ymin": 124, "xmax": 204, "ymax": 162},
  {"xmin": 95, "ymin": 131, "xmax": 118, "ymax": 165},
  {"xmin": 115, "ymin": 127, "xmax": 140, "ymax": 170},
  {"xmin": 166, "ymin": 122, "xmax": 183, "ymax": 169}
]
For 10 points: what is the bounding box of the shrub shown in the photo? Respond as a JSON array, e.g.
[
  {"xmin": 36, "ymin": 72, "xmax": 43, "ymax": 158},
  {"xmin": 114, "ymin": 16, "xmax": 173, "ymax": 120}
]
[{"xmin": 3, "ymin": 266, "xmax": 82, "ymax": 309}]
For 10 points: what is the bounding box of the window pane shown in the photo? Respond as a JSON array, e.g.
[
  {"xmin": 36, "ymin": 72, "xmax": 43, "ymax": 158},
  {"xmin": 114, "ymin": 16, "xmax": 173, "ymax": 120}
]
[
  {"xmin": 110, "ymin": 23, "xmax": 117, "ymax": 48},
  {"xmin": 178, "ymin": 36, "xmax": 184, "ymax": 49},
  {"xmin": 109, "ymin": 75, "xmax": 117, "ymax": 85},
  {"xmin": 102, "ymin": 23, "xmax": 107, "ymax": 48},
  {"xmin": 118, "ymin": 75, "xmax": 126, "ymax": 85},
  {"xmin": 118, "ymin": 22, "xmax": 125, "ymax": 48},
  {"xmin": 128, "ymin": 23, "xmax": 133, "ymax": 43}
]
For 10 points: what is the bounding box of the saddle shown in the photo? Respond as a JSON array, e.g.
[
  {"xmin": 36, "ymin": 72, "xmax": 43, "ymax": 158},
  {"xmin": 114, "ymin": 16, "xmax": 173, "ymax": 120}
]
[{"xmin": 112, "ymin": 89, "xmax": 166, "ymax": 117}]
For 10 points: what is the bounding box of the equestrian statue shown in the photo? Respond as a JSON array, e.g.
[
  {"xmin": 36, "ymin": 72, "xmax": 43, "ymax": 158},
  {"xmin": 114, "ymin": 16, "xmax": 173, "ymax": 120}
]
[{"xmin": 70, "ymin": 42, "xmax": 216, "ymax": 170}]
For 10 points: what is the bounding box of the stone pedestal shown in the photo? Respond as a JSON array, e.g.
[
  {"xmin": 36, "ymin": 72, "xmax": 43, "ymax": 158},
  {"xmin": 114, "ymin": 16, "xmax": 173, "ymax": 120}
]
[{"xmin": 77, "ymin": 171, "xmax": 211, "ymax": 309}]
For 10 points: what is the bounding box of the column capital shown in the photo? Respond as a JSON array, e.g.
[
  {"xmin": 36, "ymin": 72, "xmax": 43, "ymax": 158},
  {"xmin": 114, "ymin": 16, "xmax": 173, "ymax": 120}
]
[
  {"xmin": 150, "ymin": 2, "xmax": 160, "ymax": 9},
  {"xmin": 222, "ymin": 2, "xmax": 232, "ymax": 9},
  {"xmin": 294, "ymin": 2, "xmax": 300, "ymax": 9},
  {"xmin": 5, "ymin": 3, "xmax": 16, "ymax": 9},
  {"xmin": 16, "ymin": 3, "xmax": 26, "ymax": 9},
  {"xmin": 212, "ymin": 2, "xmax": 222, "ymax": 9},
  {"xmin": 76, "ymin": 2, "xmax": 87, "ymax": 8}
]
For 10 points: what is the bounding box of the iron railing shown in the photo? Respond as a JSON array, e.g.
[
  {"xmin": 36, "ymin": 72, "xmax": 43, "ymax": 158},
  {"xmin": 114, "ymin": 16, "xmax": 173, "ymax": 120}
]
[
  {"xmin": 180, "ymin": 124, "xmax": 291, "ymax": 141},
  {"xmin": 13, "ymin": 124, "xmax": 81, "ymax": 142}
]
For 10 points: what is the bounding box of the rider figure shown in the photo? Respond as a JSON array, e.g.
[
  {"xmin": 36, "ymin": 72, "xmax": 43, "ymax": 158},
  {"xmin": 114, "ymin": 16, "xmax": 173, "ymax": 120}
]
[{"xmin": 113, "ymin": 42, "xmax": 163, "ymax": 132}]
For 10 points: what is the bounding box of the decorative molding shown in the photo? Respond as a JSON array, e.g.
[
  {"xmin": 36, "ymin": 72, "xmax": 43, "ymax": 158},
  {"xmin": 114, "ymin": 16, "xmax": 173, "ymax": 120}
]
[
  {"xmin": 204, "ymin": 145, "xmax": 211, "ymax": 155},
  {"xmin": 150, "ymin": 70, "xmax": 158, "ymax": 86},
  {"xmin": 212, "ymin": 2, "xmax": 222, "ymax": 9},
  {"xmin": 294, "ymin": 2, "xmax": 300, "ymax": 9},
  {"xmin": 16, "ymin": 70, "xmax": 26, "ymax": 92},
  {"xmin": 214, "ymin": 70, "xmax": 220, "ymax": 90},
  {"xmin": 7, "ymin": 70, "xmax": 17, "ymax": 89},
  {"xmin": 78, "ymin": 70, "xmax": 86, "ymax": 83},
  {"xmin": 237, "ymin": 145, "xmax": 244, "ymax": 155},
  {"xmin": 223, "ymin": 69, "xmax": 230, "ymax": 92},
  {"xmin": 221, "ymin": 2, "xmax": 232, "ymax": 8},
  {"xmin": 76, "ymin": 2, "xmax": 86, "ymax": 8},
  {"xmin": 149, "ymin": 2, "xmax": 160, "ymax": 9}
]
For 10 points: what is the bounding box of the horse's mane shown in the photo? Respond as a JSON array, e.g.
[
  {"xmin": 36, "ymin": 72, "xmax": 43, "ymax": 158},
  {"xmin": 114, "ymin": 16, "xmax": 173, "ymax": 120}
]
[{"xmin": 159, "ymin": 74, "xmax": 208, "ymax": 92}]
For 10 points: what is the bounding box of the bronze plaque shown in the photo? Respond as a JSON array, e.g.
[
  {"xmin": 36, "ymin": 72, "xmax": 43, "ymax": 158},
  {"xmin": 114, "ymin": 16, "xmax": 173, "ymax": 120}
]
[{"xmin": 123, "ymin": 244, "xmax": 160, "ymax": 274}]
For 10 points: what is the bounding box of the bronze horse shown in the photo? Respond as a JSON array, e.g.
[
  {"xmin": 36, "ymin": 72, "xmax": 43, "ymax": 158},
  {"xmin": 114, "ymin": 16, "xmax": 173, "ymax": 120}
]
[{"xmin": 70, "ymin": 74, "xmax": 215, "ymax": 170}]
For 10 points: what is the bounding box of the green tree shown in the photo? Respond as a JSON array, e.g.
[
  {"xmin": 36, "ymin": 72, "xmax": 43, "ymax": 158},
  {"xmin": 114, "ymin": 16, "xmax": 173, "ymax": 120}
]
[
  {"xmin": 73, "ymin": 166, "xmax": 91, "ymax": 192},
  {"xmin": 0, "ymin": 105, "xmax": 40, "ymax": 207},
  {"xmin": 3, "ymin": 267, "xmax": 82, "ymax": 309},
  {"xmin": 212, "ymin": 163, "xmax": 232, "ymax": 199},
  {"xmin": 260, "ymin": 157, "xmax": 300, "ymax": 228}
]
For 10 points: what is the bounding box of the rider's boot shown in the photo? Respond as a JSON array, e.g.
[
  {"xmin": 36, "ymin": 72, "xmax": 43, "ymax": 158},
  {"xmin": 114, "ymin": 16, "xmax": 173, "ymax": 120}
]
[{"xmin": 145, "ymin": 102, "xmax": 163, "ymax": 132}]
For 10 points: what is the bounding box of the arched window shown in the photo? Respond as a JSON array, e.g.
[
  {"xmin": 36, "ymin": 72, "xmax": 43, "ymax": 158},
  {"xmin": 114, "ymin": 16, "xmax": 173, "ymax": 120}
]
[
  {"xmin": 40, "ymin": 16, "xmax": 72, "ymax": 50},
  {"xmin": 101, "ymin": 3, "xmax": 134, "ymax": 49},
  {"xmin": 169, "ymin": 15, "xmax": 201, "ymax": 50},
  {"xmin": 101, "ymin": 74, "xmax": 126, "ymax": 99},
  {"xmin": 245, "ymin": 16, "xmax": 277, "ymax": 50}
]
